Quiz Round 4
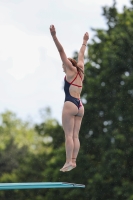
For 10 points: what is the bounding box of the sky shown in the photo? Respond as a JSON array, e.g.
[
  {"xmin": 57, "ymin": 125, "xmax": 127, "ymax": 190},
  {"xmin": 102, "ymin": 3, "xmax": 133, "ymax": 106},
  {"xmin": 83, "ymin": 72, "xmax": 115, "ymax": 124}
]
[{"xmin": 0, "ymin": 0, "xmax": 131, "ymax": 125}]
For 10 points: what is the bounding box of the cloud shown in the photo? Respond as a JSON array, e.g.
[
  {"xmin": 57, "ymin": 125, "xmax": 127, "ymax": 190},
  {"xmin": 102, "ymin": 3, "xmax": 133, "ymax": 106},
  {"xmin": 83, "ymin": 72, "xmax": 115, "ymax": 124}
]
[
  {"xmin": 0, "ymin": 22, "xmax": 64, "ymax": 123},
  {"xmin": 0, "ymin": 24, "xmax": 60, "ymax": 80}
]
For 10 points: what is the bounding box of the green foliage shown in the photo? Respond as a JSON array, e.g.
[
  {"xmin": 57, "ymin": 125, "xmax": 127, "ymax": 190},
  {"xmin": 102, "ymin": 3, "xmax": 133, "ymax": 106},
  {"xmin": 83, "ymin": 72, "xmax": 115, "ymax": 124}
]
[
  {"xmin": 0, "ymin": 110, "xmax": 47, "ymax": 154},
  {"xmin": 0, "ymin": 139, "xmax": 27, "ymax": 176},
  {"xmin": 79, "ymin": 1, "xmax": 133, "ymax": 199}
]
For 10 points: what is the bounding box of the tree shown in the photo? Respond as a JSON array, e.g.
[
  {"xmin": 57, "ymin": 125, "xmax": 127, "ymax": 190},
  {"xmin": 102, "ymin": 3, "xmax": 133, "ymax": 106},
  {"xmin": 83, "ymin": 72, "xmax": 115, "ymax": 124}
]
[
  {"xmin": 79, "ymin": 1, "xmax": 133, "ymax": 199},
  {"xmin": 0, "ymin": 110, "xmax": 49, "ymax": 200}
]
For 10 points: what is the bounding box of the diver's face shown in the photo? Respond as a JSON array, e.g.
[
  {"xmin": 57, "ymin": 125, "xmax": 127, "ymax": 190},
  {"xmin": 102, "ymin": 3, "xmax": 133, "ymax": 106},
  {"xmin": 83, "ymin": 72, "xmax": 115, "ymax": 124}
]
[{"xmin": 62, "ymin": 64, "xmax": 66, "ymax": 73}]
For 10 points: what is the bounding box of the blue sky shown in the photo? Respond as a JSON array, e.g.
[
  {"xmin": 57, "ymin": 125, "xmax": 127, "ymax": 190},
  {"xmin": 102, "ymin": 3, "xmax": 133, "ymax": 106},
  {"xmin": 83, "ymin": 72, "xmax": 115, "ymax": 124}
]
[{"xmin": 0, "ymin": 0, "xmax": 131, "ymax": 124}]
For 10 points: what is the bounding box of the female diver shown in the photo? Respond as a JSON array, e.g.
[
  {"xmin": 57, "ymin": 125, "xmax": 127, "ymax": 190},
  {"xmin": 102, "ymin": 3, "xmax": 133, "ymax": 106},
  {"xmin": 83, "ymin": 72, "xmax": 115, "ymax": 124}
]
[{"xmin": 50, "ymin": 25, "xmax": 89, "ymax": 172}]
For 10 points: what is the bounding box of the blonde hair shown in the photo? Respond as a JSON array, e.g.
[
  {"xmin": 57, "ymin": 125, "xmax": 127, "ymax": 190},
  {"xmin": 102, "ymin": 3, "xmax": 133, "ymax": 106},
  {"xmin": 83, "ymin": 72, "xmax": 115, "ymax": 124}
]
[{"xmin": 68, "ymin": 58, "xmax": 84, "ymax": 74}]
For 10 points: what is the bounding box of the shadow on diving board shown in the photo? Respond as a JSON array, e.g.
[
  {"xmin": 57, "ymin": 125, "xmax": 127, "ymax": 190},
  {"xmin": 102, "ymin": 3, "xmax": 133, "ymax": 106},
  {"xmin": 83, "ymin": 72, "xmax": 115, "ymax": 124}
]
[{"xmin": 0, "ymin": 182, "xmax": 85, "ymax": 190}]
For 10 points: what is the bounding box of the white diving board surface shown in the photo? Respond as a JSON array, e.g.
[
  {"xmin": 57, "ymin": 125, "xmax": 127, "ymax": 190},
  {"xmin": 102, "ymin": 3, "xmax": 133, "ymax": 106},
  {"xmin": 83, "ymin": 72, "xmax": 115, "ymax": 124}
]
[{"xmin": 0, "ymin": 182, "xmax": 85, "ymax": 190}]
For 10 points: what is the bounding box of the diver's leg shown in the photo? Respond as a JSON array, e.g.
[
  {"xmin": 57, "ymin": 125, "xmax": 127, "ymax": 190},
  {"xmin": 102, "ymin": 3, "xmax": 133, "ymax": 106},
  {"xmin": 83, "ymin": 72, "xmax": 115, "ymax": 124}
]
[
  {"xmin": 60, "ymin": 101, "xmax": 78, "ymax": 172},
  {"xmin": 72, "ymin": 105, "xmax": 84, "ymax": 168}
]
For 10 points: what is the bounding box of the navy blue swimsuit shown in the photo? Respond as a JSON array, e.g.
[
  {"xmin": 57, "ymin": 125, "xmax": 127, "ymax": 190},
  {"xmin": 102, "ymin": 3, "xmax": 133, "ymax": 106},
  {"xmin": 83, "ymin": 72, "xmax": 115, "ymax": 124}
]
[{"xmin": 64, "ymin": 72, "xmax": 83, "ymax": 109}]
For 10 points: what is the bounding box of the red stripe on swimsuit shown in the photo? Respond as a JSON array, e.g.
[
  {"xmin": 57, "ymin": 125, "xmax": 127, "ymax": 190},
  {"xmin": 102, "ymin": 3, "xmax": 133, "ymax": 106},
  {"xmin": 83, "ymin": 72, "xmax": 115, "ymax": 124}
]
[{"xmin": 65, "ymin": 72, "xmax": 82, "ymax": 87}]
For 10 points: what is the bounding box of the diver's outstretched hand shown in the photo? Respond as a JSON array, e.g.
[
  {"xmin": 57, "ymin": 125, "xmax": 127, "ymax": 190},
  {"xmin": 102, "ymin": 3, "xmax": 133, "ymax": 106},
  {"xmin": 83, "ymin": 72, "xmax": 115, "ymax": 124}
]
[
  {"xmin": 83, "ymin": 32, "xmax": 89, "ymax": 41},
  {"xmin": 50, "ymin": 25, "xmax": 56, "ymax": 37}
]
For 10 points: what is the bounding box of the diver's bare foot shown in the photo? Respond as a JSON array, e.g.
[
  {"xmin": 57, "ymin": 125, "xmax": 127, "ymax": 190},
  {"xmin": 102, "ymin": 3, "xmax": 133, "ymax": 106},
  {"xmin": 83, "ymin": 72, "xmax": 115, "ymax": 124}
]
[{"xmin": 60, "ymin": 161, "xmax": 74, "ymax": 172}]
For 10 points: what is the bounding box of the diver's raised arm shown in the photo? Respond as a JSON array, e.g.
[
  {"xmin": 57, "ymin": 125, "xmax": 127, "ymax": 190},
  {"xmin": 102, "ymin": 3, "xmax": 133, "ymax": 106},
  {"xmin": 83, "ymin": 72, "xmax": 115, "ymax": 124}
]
[
  {"xmin": 77, "ymin": 32, "xmax": 89, "ymax": 69},
  {"xmin": 50, "ymin": 24, "xmax": 73, "ymax": 70},
  {"xmin": 50, "ymin": 24, "xmax": 64, "ymax": 52}
]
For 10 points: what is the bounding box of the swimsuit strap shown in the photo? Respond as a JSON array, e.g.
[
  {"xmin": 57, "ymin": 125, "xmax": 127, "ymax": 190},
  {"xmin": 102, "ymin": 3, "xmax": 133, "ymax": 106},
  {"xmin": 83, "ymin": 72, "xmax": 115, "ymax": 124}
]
[
  {"xmin": 71, "ymin": 83, "xmax": 82, "ymax": 87},
  {"xmin": 70, "ymin": 72, "xmax": 79, "ymax": 84},
  {"xmin": 64, "ymin": 72, "xmax": 83, "ymax": 87},
  {"xmin": 70, "ymin": 72, "xmax": 82, "ymax": 87}
]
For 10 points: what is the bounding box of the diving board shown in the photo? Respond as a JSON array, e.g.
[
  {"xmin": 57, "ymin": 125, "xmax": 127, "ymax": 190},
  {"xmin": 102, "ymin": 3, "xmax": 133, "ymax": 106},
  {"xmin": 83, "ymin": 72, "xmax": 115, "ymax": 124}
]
[{"xmin": 0, "ymin": 182, "xmax": 85, "ymax": 190}]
